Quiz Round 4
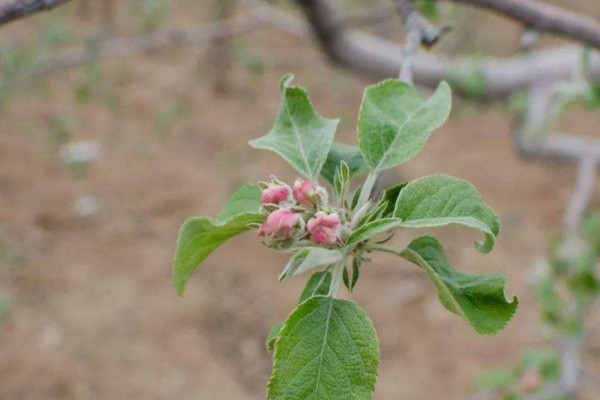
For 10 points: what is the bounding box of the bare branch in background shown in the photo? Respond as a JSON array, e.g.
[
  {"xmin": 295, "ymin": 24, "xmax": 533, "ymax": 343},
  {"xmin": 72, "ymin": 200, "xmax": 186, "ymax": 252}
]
[
  {"xmin": 392, "ymin": 0, "xmax": 450, "ymax": 83},
  {"xmin": 511, "ymin": 77, "xmax": 599, "ymax": 399},
  {"xmin": 0, "ymin": 0, "xmax": 72, "ymax": 26},
  {"xmin": 292, "ymin": 0, "xmax": 600, "ymax": 98},
  {"xmin": 16, "ymin": 15, "xmax": 264, "ymax": 81},
  {"xmin": 209, "ymin": 0, "xmax": 236, "ymax": 94},
  {"xmin": 564, "ymin": 157, "xmax": 598, "ymax": 236},
  {"xmin": 4, "ymin": 0, "xmax": 600, "ymax": 101},
  {"xmin": 446, "ymin": 0, "xmax": 600, "ymax": 51}
]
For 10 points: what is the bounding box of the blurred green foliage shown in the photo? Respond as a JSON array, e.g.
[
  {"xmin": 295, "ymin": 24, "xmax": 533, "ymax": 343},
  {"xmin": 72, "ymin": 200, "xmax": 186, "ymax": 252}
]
[
  {"xmin": 135, "ymin": 0, "xmax": 170, "ymax": 32},
  {"xmin": 476, "ymin": 212, "xmax": 600, "ymax": 399},
  {"xmin": 154, "ymin": 99, "xmax": 188, "ymax": 137}
]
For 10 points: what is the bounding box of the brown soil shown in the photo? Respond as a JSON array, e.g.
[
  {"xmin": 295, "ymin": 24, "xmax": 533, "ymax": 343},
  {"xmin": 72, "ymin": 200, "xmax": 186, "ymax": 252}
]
[{"xmin": 1, "ymin": 2, "xmax": 600, "ymax": 399}]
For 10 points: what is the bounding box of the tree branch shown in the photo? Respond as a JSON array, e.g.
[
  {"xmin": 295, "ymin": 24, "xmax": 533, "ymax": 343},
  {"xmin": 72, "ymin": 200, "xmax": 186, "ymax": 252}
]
[
  {"xmin": 3, "ymin": 14, "xmax": 264, "ymax": 84},
  {"xmin": 7, "ymin": 0, "xmax": 600, "ymax": 102},
  {"xmin": 0, "ymin": 0, "xmax": 72, "ymax": 26},
  {"xmin": 292, "ymin": 0, "xmax": 600, "ymax": 98},
  {"xmin": 446, "ymin": 0, "xmax": 600, "ymax": 51},
  {"xmin": 392, "ymin": 0, "xmax": 450, "ymax": 83}
]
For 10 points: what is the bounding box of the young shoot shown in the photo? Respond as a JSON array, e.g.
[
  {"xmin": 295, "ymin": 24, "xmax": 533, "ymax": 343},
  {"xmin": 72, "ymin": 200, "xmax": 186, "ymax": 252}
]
[{"xmin": 171, "ymin": 74, "xmax": 518, "ymax": 399}]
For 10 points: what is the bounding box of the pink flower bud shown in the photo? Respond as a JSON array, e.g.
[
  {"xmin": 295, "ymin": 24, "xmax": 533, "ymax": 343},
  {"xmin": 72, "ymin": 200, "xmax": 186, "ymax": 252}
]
[
  {"xmin": 293, "ymin": 179, "xmax": 318, "ymax": 208},
  {"xmin": 261, "ymin": 185, "xmax": 290, "ymax": 205},
  {"xmin": 520, "ymin": 368, "xmax": 540, "ymax": 393},
  {"xmin": 307, "ymin": 211, "xmax": 341, "ymax": 244},
  {"xmin": 258, "ymin": 208, "xmax": 301, "ymax": 239}
]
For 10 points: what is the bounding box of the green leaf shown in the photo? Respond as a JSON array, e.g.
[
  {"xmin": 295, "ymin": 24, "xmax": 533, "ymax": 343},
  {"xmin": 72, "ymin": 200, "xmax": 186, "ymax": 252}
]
[
  {"xmin": 299, "ymin": 271, "xmax": 333, "ymax": 303},
  {"xmin": 379, "ymin": 183, "xmax": 407, "ymax": 217},
  {"xmin": 351, "ymin": 186, "xmax": 362, "ymax": 210},
  {"xmin": 294, "ymin": 248, "xmax": 344, "ymax": 277},
  {"xmin": 269, "ymin": 271, "xmax": 333, "ymax": 354},
  {"xmin": 394, "ymin": 174, "xmax": 499, "ymax": 253},
  {"xmin": 351, "ymin": 257, "xmax": 361, "ymax": 291},
  {"xmin": 344, "ymin": 257, "xmax": 361, "ymax": 292},
  {"xmin": 280, "ymin": 249, "xmax": 310, "ymax": 281},
  {"xmin": 400, "ymin": 235, "xmax": 517, "ymax": 335},
  {"xmin": 333, "ymin": 160, "xmax": 350, "ymax": 206},
  {"xmin": 217, "ymin": 183, "xmax": 262, "ymax": 221},
  {"xmin": 358, "ymin": 80, "xmax": 451, "ymax": 172},
  {"xmin": 360, "ymin": 200, "xmax": 389, "ymax": 225},
  {"xmin": 343, "ymin": 264, "xmax": 350, "ymax": 291},
  {"xmin": 321, "ymin": 143, "xmax": 368, "ymax": 185},
  {"xmin": 346, "ymin": 218, "xmax": 404, "ymax": 247},
  {"xmin": 281, "ymin": 248, "xmax": 343, "ymax": 280},
  {"xmin": 267, "ymin": 322, "xmax": 284, "ymax": 353},
  {"xmin": 268, "ymin": 296, "xmax": 379, "ymax": 400},
  {"xmin": 172, "ymin": 213, "xmax": 265, "ymax": 295},
  {"xmin": 249, "ymin": 75, "xmax": 339, "ymax": 180}
]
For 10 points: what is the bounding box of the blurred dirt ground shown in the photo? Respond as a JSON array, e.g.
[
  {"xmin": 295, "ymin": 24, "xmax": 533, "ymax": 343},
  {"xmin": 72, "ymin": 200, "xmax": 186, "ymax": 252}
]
[{"xmin": 1, "ymin": 1, "xmax": 600, "ymax": 399}]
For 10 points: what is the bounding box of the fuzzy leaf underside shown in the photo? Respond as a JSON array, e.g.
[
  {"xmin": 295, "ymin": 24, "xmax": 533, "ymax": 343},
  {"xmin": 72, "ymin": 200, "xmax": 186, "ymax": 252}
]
[
  {"xmin": 394, "ymin": 174, "xmax": 500, "ymax": 253},
  {"xmin": 321, "ymin": 143, "xmax": 369, "ymax": 185},
  {"xmin": 217, "ymin": 183, "xmax": 262, "ymax": 221},
  {"xmin": 268, "ymin": 296, "xmax": 379, "ymax": 400},
  {"xmin": 346, "ymin": 218, "xmax": 404, "ymax": 247},
  {"xmin": 294, "ymin": 248, "xmax": 344, "ymax": 276},
  {"xmin": 172, "ymin": 213, "xmax": 265, "ymax": 295},
  {"xmin": 281, "ymin": 248, "xmax": 343, "ymax": 279},
  {"xmin": 249, "ymin": 76, "xmax": 339, "ymax": 180},
  {"xmin": 358, "ymin": 80, "xmax": 451, "ymax": 172},
  {"xmin": 400, "ymin": 236, "xmax": 517, "ymax": 335}
]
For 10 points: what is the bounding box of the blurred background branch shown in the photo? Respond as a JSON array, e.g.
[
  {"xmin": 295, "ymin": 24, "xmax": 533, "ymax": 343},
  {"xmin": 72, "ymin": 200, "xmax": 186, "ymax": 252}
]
[
  {"xmin": 0, "ymin": 0, "xmax": 72, "ymax": 26},
  {"xmin": 445, "ymin": 0, "xmax": 600, "ymax": 50}
]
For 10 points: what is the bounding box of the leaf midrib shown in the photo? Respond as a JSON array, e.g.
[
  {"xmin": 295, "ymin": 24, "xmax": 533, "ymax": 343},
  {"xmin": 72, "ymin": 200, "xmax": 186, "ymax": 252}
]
[
  {"xmin": 366, "ymin": 95, "xmax": 420, "ymax": 172},
  {"xmin": 312, "ymin": 298, "xmax": 334, "ymax": 399},
  {"xmin": 283, "ymin": 92, "xmax": 313, "ymax": 179},
  {"xmin": 401, "ymin": 248, "xmax": 466, "ymax": 319}
]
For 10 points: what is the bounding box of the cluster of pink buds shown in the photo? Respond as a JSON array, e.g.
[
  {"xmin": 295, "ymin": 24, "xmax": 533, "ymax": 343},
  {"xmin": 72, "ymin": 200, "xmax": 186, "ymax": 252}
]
[{"xmin": 257, "ymin": 177, "xmax": 341, "ymax": 245}]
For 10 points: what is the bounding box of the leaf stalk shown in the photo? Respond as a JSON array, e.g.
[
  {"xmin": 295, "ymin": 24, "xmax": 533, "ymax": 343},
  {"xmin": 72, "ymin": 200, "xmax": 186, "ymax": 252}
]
[
  {"xmin": 356, "ymin": 170, "xmax": 378, "ymax": 211},
  {"xmin": 328, "ymin": 260, "xmax": 346, "ymax": 298}
]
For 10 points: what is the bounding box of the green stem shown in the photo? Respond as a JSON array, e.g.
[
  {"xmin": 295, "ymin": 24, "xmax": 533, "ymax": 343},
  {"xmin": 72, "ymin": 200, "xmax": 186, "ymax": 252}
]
[
  {"xmin": 328, "ymin": 261, "xmax": 345, "ymax": 298},
  {"xmin": 356, "ymin": 171, "xmax": 378, "ymax": 211},
  {"xmin": 367, "ymin": 244, "xmax": 404, "ymax": 257}
]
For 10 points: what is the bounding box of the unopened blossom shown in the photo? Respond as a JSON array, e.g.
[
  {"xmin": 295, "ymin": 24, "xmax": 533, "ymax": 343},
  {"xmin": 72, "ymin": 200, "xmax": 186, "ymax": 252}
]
[
  {"xmin": 261, "ymin": 184, "xmax": 290, "ymax": 205},
  {"xmin": 307, "ymin": 211, "xmax": 341, "ymax": 244},
  {"xmin": 258, "ymin": 208, "xmax": 301, "ymax": 239},
  {"xmin": 292, "ymin": 179, "xmax": 319, "ymax": 208}
]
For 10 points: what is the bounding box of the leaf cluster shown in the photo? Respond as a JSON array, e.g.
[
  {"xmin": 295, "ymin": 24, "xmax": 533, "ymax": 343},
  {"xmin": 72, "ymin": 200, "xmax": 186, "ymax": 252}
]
[{"xmin": 172, "ymin": 75, "xmax": 518, "ymax": 398}]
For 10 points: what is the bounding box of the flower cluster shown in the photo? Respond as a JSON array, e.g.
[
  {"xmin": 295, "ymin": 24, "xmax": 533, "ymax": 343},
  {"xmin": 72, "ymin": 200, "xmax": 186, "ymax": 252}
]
[{"xmin": 257, "ymin": 177, "xmax": 342, "ymax": 246}]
